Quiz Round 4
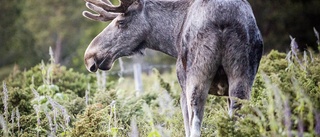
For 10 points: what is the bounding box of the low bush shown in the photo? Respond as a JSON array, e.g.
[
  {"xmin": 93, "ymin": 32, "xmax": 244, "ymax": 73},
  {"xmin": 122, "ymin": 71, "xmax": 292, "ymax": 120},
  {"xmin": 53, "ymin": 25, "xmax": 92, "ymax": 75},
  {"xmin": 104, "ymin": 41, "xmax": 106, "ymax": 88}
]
[{"xmin": 1, "ymin": 40, "xmax": 320, "ymax": 136}]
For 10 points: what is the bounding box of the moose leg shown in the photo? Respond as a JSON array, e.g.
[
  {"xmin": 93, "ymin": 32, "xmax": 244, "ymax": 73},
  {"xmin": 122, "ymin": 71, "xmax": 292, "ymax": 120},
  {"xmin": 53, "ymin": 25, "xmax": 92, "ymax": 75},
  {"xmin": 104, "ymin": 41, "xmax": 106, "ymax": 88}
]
[
  {"xmin": 223, "ymin": 46, "xmax": 258, "ymax": 116},
  {"xmin": 226, "ymin": 66, "xmax": 258, "ymax": 116},
  {"xmin": 181, "ymin": 92, "xmax": 190, "ymax": 136},
  {"xmin": 184, "ymin": 52, "xmax": 219, "ymax": 137},
  {"xmin": 227, "ymin": 78, "xmax": 251, "ymax": 116},
  {"xmin": 185, "ymin": 76, "xmax": 212, "ymax": 137},
  {"xmin": 176, "ymin": 57, "xmax": 190, "ymax": 137}
]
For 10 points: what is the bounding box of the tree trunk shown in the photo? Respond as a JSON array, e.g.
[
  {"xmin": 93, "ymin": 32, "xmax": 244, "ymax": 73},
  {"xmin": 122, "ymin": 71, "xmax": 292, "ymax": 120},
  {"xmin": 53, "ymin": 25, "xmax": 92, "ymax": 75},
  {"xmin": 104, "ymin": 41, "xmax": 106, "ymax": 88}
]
[{"xmin": 54, "ymin": 35, "xmax": 62, "ymax": 64}]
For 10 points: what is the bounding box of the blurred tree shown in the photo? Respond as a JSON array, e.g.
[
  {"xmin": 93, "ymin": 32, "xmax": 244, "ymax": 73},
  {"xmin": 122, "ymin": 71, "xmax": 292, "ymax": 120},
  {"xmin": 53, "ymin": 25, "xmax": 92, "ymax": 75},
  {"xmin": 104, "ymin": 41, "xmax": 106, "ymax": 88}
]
[
  {"xmin": 0, "ymin": 0, "xmax": 21, "ymax": 61},
  {"xmin": 22, "ymin": 0, "xmax": 102, "ymax": 66},
  {"xmin": 0, "ymin": 0, "xmax": 107, "ymax": 80},
  {"xmin": 249, "ymin": 0, "xmax": 320, "ymax": 52},
  {"xmin": 0, "ymin": 0, "xmax": 36, "ymax": 78}
]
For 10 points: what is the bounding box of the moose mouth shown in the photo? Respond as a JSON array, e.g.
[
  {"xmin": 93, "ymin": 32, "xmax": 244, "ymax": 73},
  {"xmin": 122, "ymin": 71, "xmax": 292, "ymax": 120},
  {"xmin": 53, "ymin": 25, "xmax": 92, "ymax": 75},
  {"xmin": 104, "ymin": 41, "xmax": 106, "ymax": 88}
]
[
  {"xmin": 103, "ymin": 43, "xmax": 146, "ymax": 68},
  {"xmin": 98, "ymin": 57, "xmax": 113, "ymax": 71},
  {"xmin": 90, "ymin": 41, "xmax": 146, "ymax": 72},
  {"xmin": 86, "ymin": 54, "xmax": 113, "ymax": 72}
]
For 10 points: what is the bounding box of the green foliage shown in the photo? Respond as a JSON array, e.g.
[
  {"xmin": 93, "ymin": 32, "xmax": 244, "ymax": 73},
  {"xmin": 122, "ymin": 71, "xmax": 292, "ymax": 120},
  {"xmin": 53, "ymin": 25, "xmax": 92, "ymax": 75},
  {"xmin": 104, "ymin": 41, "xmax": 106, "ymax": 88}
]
[
  {"xmin": 0, "ymin": 61, "xmax": 96, "ymax": 117},
  {"xmin": 71, "ymin": 74, "xmax": 181, "ymax": 136},
  {"xmin": 249, "ymin": 49, "xmax": 320, "ymax": 136},
  {"xmin": 1, "ymin": 49, "xmax": 320, "ymax": 136},
  {"xmin": 253, "ymin": 50, "xmax": 320, "ymax": 110}
]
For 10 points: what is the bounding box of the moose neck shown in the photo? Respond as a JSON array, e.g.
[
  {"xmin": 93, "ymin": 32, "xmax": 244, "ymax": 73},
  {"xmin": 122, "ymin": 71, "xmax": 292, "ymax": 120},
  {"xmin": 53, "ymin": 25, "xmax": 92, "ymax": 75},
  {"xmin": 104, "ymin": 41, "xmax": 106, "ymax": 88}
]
[{"xmin": 144, "ymin": 0, "xmax": 189, "ymax": 58}]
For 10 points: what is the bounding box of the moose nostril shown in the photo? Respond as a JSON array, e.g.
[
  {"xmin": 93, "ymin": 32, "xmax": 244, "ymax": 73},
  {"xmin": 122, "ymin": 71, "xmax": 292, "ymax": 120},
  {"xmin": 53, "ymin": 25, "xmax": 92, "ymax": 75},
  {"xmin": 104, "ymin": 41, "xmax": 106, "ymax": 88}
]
[
  {"xmin": 89, "ymin": 63, "xmax": 98, "ymax": 72},
  {"xmin": 85, "ymin": 57, "xmax": 98, "ymax": 72}
]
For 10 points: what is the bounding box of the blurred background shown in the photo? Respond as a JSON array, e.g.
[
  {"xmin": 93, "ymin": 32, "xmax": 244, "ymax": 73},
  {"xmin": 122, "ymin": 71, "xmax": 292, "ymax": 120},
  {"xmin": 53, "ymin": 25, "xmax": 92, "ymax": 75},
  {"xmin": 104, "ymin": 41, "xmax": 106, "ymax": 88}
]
[{"xmin": 0, "ymin": 0, "xmax": 319, "ymax": 80}]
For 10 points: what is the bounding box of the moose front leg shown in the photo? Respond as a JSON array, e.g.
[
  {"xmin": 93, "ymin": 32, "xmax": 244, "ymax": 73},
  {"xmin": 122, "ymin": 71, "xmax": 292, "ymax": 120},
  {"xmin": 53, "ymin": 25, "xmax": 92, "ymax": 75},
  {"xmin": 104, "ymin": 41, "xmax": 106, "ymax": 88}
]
[
  {"xmin": 181, "ymin": 90, "xmax": 190, "ymax": 137},
  {"xmin": 176, "ymin": 57, "xmax": 190, "ymax": 137}
]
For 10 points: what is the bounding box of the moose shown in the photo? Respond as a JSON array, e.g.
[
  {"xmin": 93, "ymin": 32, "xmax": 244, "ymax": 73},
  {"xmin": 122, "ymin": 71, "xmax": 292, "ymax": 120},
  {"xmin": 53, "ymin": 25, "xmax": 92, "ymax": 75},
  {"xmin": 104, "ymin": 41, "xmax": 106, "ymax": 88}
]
[{"xmin": 82, "ymin": 0, "xmax": 263, "ymax": 136}]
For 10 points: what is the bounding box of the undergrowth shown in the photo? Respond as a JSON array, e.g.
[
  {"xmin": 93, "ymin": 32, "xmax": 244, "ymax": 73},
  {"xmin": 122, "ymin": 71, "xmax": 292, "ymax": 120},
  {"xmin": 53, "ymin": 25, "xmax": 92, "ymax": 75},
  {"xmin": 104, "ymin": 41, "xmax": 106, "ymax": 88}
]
[{"xmin": 0, "ymin": 36, "xmax": 320, "ymax": 136}]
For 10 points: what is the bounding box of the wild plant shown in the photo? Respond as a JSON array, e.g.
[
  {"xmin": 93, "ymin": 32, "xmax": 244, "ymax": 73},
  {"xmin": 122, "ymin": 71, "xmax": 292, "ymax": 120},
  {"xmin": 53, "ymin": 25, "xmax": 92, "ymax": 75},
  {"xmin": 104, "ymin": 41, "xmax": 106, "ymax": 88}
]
[
  {"xmin": 16, "ymin": 107, "xmax": 20, "ymax": 135},
  {"xmin": 37, "ymin": 47, "xmax": 60, "ymax": 96},
  {"xmin": 31, "ymin": 88, "xmax": 42, "ymax": 137},
  {"xmin": 1, "ymin": 82, "xmax": 9, "ymax": 137},
  {"xmin": 2, "ymin": 82, "xmax": 8, "ymax": 124},
  {"xmin": 286, "ymin": 36, "xmax": 313, "ymax": 72},
  {"xmin": 47, "ymin": 97, "xmax": 58, "ymax": 135},
  {"xmin": 47, "ymin": 96, "xmax": 70, "ymax": 135},
  {"xmin": 262, "ymin": 73, "xmax": 290, "ymax": 136},
  {"xmin": 142, "ymin": 103, "xmax": 161, "ymax": 137},
  {"xmin": 314, "ymin": 27, "xmax": 319, "ymax": 46},
  {"xmin": 33, "ymin": 105, "xmax": 41, "ymax": 137},
  {"xmin": 107, "ymin": 100, "xmax": 119, "ymax": 137},
  {"xmin": 45, "ymin": 111, "xmax": 54, "ymax": 137},
  {"xmin": 10, "ymin": 109, "xmax": 14, "ymax": 135},
  {"xmin": 0, "ymin": 114, "xmax": 8, "ymax": 137},
  {"xmin": 245, "ymin": 36, "xmax": 320, "ymax": 136},
  {"xmin": 316, "ymin": 112, "xmax": 320, "ymax": 135}
]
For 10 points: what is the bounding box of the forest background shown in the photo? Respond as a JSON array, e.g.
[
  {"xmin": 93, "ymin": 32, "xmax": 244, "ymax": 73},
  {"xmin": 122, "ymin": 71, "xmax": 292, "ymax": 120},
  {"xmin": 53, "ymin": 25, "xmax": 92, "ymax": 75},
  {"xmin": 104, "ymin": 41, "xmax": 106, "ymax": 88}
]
[
  {"xmin": 1, "ymin": 0, "xmax": 320, "ymax": 80},
  {"xmin": 0, "ymin": 0, "xmax": 320, "ymax": 136}
]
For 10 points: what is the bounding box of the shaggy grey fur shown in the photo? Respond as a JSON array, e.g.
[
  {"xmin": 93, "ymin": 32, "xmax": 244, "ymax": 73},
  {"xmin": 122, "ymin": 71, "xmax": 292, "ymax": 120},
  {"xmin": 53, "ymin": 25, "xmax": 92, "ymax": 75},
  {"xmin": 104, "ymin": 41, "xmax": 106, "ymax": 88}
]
[{"xmin": 83, "ymin": 0, "xmax": 263, "ymax": 136}]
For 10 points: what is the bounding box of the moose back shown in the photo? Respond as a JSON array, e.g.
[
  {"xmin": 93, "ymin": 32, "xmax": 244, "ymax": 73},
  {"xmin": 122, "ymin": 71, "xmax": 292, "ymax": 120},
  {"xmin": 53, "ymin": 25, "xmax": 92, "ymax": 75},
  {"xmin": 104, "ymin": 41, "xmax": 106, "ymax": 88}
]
[{"xmin": 82, "ymin": 0, "xmax": 263, "ymax": 136}]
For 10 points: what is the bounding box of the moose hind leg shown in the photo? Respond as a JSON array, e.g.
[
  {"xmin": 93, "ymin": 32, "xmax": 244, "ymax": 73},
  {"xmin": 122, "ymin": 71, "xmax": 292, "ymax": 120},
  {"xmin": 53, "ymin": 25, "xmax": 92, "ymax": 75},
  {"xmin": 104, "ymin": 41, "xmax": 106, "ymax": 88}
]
[
  {"xmin": 223, "ymin": 49, "xmax": 257, "ymax": 116},
  {"xmin": 227, "ymin": 78, "xmax": 252, "ymax": 116}
]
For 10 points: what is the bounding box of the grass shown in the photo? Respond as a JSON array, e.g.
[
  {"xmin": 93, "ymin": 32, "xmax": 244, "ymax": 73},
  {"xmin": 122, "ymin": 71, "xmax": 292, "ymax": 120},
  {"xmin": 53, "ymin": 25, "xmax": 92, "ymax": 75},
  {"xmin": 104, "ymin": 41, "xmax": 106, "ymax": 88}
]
[{"xmin": 0, "ymin": 39, "xmax": 320, "ymax": 136}]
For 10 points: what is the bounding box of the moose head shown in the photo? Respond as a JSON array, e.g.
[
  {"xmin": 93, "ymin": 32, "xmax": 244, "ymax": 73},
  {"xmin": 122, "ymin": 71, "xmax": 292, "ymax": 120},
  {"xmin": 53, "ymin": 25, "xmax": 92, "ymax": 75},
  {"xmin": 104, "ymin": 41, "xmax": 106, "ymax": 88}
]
[{"xmin": 83, "ymin": 0, "xmax": 187, "ymax": 72}]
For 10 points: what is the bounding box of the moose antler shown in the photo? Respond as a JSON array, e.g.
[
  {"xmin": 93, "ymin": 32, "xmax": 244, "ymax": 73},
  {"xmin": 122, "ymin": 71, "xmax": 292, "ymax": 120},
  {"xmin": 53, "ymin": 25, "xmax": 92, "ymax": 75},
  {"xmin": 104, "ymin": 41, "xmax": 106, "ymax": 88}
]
[
  {"xmin": 83, "ymin": 0, "xmax": 135, "ymax": 22},
  {"xmin": 83, "ymin": 2, "xmax": 118, "ymax": 22},
  {"xmin": 86, "ymin": 0, "xmax": 134, "ymax": 13}
]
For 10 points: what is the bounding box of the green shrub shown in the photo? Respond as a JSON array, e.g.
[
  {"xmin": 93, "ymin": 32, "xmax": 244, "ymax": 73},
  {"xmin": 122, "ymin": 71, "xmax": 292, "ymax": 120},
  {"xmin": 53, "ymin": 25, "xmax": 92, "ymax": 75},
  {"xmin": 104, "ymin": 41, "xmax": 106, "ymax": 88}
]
[
  {"xmin": 0, "ymin": 61, "xmax": 97, "ymax": 136},
  {"xmin": 1, "ymin": 48, "xmax": 319, "ymax": 136}
]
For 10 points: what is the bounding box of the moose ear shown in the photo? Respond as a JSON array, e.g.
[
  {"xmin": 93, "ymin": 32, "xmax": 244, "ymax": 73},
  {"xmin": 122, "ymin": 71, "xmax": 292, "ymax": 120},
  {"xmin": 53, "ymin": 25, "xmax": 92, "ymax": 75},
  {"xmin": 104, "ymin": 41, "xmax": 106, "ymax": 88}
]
[
  {"xmin": 127, "ymin": 0, "xmax": 144, "ymax": 11},
  {"xmin": 136, "ymin": 0, "xmax": 145, "ymax": 6}
]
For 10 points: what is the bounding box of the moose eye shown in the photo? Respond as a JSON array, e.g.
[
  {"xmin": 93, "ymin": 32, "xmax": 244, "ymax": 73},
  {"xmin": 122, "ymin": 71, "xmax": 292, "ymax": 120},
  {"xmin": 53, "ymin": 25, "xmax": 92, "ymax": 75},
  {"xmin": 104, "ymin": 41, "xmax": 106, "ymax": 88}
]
[{"xmin": 117, "ymin": 20, "xmax": 126, "ymax": 28}]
